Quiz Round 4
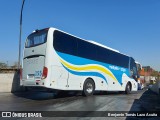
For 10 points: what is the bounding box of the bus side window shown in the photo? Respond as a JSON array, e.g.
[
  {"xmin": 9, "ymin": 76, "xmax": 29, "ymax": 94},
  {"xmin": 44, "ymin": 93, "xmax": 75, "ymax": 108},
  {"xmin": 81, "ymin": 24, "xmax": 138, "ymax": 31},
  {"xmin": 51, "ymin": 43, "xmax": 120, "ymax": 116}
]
[
  {"xmin": 53, "ymin": 30, "xmax": 77, "ymax": 56},
  {"xmin": 77, "ymin": 40, "xmax": 97, "ymax": 60}
]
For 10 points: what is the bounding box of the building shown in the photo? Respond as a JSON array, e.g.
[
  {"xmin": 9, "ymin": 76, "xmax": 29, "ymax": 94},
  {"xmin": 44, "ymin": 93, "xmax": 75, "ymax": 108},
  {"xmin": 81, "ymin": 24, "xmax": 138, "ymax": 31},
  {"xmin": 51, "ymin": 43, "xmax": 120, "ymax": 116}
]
[{"xmin": 139, "ymin": 66, "xmax": 158, "ymax": 85}]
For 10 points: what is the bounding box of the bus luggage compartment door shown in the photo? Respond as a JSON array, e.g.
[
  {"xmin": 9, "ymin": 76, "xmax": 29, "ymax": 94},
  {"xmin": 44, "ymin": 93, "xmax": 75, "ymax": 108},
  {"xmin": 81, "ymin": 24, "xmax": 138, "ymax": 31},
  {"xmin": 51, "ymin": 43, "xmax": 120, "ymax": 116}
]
[{"xmin": 51, "ymin": 66, "xmax": 69, "ymax": 90}]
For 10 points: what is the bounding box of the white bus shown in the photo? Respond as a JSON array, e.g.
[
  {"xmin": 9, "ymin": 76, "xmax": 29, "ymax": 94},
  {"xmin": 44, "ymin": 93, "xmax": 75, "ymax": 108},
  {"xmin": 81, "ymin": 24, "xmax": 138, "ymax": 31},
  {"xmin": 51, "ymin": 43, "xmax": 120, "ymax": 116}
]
[{"xmin": 21, "ymin": 27, "xmax": 138, "ymax": 96}]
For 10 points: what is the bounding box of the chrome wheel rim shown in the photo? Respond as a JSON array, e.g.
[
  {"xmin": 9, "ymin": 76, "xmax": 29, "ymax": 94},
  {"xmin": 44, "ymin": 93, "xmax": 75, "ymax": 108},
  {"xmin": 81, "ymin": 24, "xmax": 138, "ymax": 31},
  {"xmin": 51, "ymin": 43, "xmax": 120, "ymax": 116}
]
[
  {"xmin": 127, "ymin": 84, "xmax": 131, "ymax": 92},
  {"xmin": 86, "ymin": 83, "xmax": 93, "ymax": 93}
]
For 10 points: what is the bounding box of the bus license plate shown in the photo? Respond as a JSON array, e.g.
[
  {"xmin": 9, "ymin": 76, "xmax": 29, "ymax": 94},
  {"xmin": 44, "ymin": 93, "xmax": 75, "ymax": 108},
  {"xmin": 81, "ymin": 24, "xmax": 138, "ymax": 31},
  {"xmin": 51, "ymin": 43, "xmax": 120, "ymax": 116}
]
[{"xmin": 27, "ymin": 74, "xmax": 34, "ymax": 79}]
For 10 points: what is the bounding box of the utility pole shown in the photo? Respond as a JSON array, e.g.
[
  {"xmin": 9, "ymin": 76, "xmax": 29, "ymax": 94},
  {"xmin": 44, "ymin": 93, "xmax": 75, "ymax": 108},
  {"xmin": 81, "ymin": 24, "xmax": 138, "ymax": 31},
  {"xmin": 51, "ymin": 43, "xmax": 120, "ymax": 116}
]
[{"xmin": 18, "ymin": 0, "xmax": 25, "ymax": 70}]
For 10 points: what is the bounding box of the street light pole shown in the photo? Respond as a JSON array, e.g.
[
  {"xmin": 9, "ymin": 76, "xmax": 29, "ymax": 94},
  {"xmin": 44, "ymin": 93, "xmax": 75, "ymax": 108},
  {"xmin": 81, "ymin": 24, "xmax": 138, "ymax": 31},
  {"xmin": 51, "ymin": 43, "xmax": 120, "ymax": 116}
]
[{"xmin": 18, "ymin": 0, "xmax": 25, "ymax": 70}]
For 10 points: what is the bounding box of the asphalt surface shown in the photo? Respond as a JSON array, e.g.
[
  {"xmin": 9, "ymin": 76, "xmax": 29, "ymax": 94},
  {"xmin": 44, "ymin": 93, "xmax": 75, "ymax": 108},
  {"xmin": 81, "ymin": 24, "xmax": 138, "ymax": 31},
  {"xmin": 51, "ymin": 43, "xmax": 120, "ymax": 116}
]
[{"xmin": 0, "ymin": 88, "xmax": 159, "ymax": 120}]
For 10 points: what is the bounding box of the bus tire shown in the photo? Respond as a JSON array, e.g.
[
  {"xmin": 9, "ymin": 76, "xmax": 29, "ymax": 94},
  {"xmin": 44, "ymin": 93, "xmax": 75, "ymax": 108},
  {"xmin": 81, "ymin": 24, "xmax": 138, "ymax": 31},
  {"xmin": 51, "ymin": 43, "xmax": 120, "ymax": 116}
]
[
  {"xmin": 125, "ymin": 82, "xmax": 131, "ymax": 94},
  {"xmin": 82, "ymin": 79, "xmax": 95, "ymax": 96}
]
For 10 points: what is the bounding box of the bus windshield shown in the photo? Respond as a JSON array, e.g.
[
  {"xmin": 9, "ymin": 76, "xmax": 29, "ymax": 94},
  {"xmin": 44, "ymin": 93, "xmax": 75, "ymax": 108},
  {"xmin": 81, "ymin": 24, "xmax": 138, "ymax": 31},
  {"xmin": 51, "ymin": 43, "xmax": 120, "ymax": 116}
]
[{"xmin": 25, "ymin": 30, "xmax": 47, "ymax": 48}]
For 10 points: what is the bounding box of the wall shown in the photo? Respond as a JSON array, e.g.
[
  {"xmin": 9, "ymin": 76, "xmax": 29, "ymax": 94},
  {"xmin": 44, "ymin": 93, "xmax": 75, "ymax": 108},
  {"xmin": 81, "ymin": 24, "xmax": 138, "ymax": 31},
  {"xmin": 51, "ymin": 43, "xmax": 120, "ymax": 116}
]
[{"xmin": 0, "ymin": 72, "xmax": 22, "ymax": 92}]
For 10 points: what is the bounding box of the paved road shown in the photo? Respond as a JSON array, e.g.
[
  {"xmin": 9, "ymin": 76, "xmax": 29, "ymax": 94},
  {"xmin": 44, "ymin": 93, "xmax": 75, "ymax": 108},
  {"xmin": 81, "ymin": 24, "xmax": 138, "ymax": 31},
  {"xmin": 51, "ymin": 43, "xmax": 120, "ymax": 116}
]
[{"xmin": 0, "ymin": 88, "xmax": 159, "ymax": 120}]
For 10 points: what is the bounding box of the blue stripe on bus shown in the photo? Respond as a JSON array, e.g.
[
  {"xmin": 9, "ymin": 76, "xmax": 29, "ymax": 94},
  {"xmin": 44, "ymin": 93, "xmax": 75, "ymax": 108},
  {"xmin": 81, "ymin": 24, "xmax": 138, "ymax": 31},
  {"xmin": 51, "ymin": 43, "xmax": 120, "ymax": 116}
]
[
  {"xmin": 62, "ymin": 64, "xmax": 108, "ymax": 84},
  {"xmin": 57, "ymin": 51, "xmax": 130, "ymax": 84}
]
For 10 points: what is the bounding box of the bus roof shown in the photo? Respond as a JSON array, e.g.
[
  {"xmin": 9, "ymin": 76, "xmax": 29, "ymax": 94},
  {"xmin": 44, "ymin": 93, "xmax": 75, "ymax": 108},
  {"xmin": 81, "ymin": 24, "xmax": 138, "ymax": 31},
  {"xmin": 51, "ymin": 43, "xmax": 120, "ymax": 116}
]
[{"xmin": 135, "ymin": 61, "xmax": 139, "ymax": 64}]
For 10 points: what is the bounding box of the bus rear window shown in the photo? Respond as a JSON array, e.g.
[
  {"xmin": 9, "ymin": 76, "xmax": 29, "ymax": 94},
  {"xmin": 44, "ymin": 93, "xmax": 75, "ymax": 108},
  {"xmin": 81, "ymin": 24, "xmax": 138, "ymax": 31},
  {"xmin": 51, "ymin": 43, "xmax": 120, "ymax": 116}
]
[{"xmin": 25, "ymin": 30, "xmax": 47, "ymax": 48}]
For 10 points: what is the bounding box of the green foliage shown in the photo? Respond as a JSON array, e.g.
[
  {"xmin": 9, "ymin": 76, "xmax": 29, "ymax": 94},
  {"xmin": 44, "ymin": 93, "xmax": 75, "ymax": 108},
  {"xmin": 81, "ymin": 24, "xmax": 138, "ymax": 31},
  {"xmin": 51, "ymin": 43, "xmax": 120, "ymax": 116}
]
[
  {"xmin": 151, "ymin": 71, "xmax": 159, "ymax": 77},
  {"xmin": 0, "ymin": 62, "xmax": 7, "ymax": 68}
]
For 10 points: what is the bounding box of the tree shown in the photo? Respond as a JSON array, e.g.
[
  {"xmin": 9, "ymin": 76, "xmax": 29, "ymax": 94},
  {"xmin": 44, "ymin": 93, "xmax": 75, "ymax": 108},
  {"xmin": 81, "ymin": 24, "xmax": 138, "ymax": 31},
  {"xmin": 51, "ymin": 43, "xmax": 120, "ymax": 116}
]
[
  {"xmin": 151, "ymin": 70, "xmax": 159, "ymax": 78},
  {"xmin": 0, "ymin": 62, "xmax": 7, "ymax": 68},
  {"xmin": 11, "ymin": 62, "xmax": 18, "ymax": 69}
]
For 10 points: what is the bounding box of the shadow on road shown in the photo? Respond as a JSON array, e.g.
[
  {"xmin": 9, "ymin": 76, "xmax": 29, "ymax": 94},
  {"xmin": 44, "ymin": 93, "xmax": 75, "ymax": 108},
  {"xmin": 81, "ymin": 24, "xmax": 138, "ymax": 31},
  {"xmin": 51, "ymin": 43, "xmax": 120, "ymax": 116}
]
[
  {"xmin": 11, "ymin": 71, "xmax": 82, "ymax": 100},
  {"xmin": 11, "ymin": 71, "xmax": 21, "ymax": 93},
  {"xmin": 94, "ymin": 91, "xmax": 126, "ymax": 96},
  {"xmin": 12, "ymin": 87, "xmax": 136, "ymax": 101},
  {"xmin": 126, "ymin": 89, "xmax": 160, "ymax": 120},
  {"xmin": 13, "ymin": 90, "xmax": 82, "ymax": 100}
]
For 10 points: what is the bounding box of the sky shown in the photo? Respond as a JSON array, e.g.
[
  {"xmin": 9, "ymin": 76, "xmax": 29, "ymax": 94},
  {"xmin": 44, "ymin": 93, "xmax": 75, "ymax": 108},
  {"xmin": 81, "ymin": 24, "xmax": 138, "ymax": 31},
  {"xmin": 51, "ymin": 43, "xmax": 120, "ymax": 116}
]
[{"xmin": 0, "ymin": 0, "xmax": 160, "ymax": 71}]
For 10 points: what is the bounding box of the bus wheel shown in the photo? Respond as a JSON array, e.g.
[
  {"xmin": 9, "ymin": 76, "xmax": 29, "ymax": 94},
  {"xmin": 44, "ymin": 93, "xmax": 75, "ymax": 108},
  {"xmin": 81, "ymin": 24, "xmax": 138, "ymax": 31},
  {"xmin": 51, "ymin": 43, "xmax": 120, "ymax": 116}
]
[
  {"xmin": 82, "ymin": 79, "xmax": 95, "ymax": 96},
  {"xmin": 125, "ymin": 83, "xmax": 131, "ymax": 94}
]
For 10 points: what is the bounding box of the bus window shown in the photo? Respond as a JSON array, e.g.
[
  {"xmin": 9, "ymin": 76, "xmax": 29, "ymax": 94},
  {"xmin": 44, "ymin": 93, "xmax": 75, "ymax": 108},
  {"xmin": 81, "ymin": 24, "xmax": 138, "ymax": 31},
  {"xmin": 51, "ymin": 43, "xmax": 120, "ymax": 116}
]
[
  {"xmin": 25, "ymin": 30, "xmax": 47, "ymax": 48},
  {"xmin": 53, "ymin": 30, "xmax": 77, "ymax": 56},
  {"xmin": 77, "ymin": 40, "xmax": 97, "ymax": 60},
  {"xmin": 110, "ymin": 52, "xmax": 129, "ymax": 68},
  {"xmin": 96, "ymin": 47, "xmax": 110, "ymax": 64}
]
